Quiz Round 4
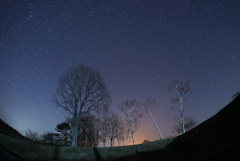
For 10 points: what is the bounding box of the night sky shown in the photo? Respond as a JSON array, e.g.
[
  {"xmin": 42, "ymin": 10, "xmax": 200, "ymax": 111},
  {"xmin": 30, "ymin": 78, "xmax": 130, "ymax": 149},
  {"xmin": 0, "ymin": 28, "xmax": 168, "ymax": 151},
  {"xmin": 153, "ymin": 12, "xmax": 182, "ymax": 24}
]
[{"xmin": 1, "ymin": 0, "xmax": 240, "ymax": 145}]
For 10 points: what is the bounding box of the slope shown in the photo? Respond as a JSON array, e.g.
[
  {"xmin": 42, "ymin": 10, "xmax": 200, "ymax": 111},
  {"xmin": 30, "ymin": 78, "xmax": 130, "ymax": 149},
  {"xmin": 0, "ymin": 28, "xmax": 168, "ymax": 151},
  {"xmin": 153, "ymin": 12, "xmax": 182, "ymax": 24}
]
[
  {"xmin": 0, "ymin": 118, "xmax": 26, "ymax": 139},
  {"xmin": 114, "ymin": 94, "xmax": 240, "ymax": 161}
]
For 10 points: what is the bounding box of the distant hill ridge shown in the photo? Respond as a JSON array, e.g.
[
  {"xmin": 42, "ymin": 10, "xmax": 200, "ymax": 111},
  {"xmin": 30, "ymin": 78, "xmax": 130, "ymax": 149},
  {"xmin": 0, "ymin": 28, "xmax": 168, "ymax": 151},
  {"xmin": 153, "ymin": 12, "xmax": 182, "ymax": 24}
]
[{"xmin": 0, "ymin": 118, "xmax": 25, "ymax": 139}]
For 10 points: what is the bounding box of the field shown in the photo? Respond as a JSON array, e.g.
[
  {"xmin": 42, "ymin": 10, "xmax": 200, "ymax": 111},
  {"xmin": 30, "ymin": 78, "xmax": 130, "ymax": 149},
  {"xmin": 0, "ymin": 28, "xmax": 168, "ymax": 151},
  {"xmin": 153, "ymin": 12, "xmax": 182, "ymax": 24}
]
[{"xmin": 0, "ymin": 133, "xmax": 173, "ymax": 161}]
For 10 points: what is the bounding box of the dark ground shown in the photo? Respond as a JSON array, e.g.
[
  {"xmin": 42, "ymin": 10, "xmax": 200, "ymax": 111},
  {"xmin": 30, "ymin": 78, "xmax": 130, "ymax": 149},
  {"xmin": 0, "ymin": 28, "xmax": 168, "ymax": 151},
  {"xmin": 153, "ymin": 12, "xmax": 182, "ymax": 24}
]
[{"xmin": 0, "ymin": 145, "xmax": 27, "ymax": 161}]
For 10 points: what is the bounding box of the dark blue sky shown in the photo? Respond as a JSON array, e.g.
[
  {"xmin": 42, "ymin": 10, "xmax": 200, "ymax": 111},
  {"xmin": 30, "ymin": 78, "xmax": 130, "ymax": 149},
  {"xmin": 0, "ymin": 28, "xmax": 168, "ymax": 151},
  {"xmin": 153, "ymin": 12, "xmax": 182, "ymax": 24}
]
[{"xmin": 1, "ymin": 0, "xmax": 240, "ymax": 144}]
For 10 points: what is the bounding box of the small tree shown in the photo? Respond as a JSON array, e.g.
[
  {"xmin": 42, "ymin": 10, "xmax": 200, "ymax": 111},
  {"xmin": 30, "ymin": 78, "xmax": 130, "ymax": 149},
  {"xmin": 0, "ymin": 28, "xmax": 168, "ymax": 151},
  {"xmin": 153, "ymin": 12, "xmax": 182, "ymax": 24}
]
[
  {"xmin": 169, "ymin": 80, "xmax": 191, "ymax": 134},
  {"xmin": 88, "ymin": 117, "xmax": 102, "ymax": 147},
  {"xmin": 41, "ymin": 132, "xmax": 61, "ymax": 145},
  {"xmin": 174, "ymin": 116, "xmax": 196, "ymax": 134},
  {"xmin": 25, "ymin": 129, "xmax": 40, "ymax": 141},
  {"xmin": 108, "ymin": 113, "xmax": 121, "ymax": 147},
  {"xmin": 101, "ymin": 117, "xmax": 110, "ymax": 147},
  {"xmin": 78, "ymin": 113, "xmax": 94, "ymax": 147},
  {"xmin": 142, "ymin": 140, "xmax": 150, "ymax": 144},
  {"xmin": 116, "ymin": 120, "xmax": 125, "ymax": 146},
  {"xmin": 119, "ymin": 99, "xmax": 142, "ymax": 145},
  {"xmin": 55, "ymin": 122, "xmax": 71, "ymax": 145},
  {"xmin": 119, "ymin": 126, "xmax": 130, "ymax": 146},
  {"xmin": 63, "ymin": 115, "xmax": 98, "ymax": 147},
  {"xmin": 142, "ymin": 97, "xmax": 163, "ymax": 140},
  {"xmin": 52, "ymin": 64, "xmax": 111, "ymax": 146}
]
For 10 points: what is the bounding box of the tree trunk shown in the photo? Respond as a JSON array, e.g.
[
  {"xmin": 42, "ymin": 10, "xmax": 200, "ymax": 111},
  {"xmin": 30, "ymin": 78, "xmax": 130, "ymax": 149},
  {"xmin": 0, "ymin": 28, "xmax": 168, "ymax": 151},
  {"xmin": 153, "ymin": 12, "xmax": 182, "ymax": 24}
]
[
  {"xmin": 71, "ymin": 116, "xmax": 79, "ymax": 146},
  {"xmin": 83, "ymin": 130, "xmax": 86, "ymax": 147},
  {"xmin": 105, "ymin": 135, "xmax": 108, "ymax": 147},
  {"xmin": 118, "ymin": 138, "xmax": 121, "ymax": 146},
  {"xmin": 148, "ymin": 109, "xmax": 163, "ymax": 139},
  {"xmin": 111, "ymin": 138, "xmax": 113, "ymax": 147},
  {"xmin": 180, "ymin": 98, "xmax": 185, "ymax": 133},
  {"xmin": 131, "ymin": 132, "xmax": 135, "ymax": 145},
  {"xmin": 130, "ymin": 123, "xmax": 135, "ymax": 145}
]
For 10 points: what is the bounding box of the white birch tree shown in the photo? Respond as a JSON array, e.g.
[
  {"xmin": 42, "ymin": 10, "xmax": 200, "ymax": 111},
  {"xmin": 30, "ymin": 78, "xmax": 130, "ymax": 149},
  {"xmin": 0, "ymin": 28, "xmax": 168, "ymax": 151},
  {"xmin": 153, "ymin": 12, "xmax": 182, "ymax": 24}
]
[
  {"xmin": 169, "ymin": 80, "xmax": 191, "ymax": 134},
  {"xmin": 119, "ymin": 99, "xmax": 142, "ymax": 145},
  {"xmin": 142, "ymin": 97, "xmax": 163, "ymax": 140},
  {"xmin": 53, "ymin": 64, "xmax": 111, "ymax": 146}
]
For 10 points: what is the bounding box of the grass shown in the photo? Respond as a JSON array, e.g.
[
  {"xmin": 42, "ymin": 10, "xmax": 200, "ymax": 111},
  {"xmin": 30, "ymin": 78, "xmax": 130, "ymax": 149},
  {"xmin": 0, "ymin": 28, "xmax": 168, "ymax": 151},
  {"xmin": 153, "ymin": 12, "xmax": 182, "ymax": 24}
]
[{"xmin": 0, "ymin": 133, "xmax": 173, "ymax": 161}]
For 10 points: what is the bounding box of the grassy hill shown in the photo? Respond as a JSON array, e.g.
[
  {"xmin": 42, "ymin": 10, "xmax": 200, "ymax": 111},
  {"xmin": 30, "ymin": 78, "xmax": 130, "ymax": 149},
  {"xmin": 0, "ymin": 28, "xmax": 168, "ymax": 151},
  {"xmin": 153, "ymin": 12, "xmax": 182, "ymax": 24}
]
[
  {"xmin": 0, "ymin": 95, "xmax": 239, "ymax": 161},
  {"xmin": 0, "ymin": 133, "xmax": 173, "ymax": 161}
]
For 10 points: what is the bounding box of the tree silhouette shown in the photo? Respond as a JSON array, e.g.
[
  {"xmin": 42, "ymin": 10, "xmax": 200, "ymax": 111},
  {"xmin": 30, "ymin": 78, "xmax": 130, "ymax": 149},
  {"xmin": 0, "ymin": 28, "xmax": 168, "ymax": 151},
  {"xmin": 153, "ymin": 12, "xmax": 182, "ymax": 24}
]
[
  {"xmin": 142, "ymin": 97, "xmax": 163, "ymax": 140},
  {"xmin": 53, "ymin": 64, "xmax": 111, "ymax": 146},
  {"xmin": 174, "ymin": 116, "xmax": 196, "ymax": 134},
  {"xmin": 119, "ymin": 99, "xmax": 142, "ymax": 145}
]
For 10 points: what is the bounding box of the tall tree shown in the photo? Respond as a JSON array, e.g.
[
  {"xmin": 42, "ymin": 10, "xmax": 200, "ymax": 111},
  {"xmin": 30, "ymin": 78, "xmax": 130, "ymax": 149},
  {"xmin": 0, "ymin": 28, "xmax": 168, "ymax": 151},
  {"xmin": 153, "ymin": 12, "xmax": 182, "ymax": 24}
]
[
  {"xmin": 119, "ymin": 99, "xmax": 142, "ymax": 145},
  {"xmin": 142, "ymin": 97, "xmax": 163, "ymax": 140},
  {"xmin": 53, "ymin": 64, "xmax": 111, "ymax": 146},
  {"xmin": 169, "ymin": 80, "xmax": 191, "ymax": 134}
]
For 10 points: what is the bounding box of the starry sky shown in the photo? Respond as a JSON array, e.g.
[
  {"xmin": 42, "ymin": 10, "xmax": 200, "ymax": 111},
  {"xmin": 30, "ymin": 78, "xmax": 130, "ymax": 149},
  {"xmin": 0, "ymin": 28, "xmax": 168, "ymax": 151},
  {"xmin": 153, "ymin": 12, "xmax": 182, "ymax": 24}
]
[{"xmin": 0, "ymin": 0, "xmax": 240, "ymax": 145}]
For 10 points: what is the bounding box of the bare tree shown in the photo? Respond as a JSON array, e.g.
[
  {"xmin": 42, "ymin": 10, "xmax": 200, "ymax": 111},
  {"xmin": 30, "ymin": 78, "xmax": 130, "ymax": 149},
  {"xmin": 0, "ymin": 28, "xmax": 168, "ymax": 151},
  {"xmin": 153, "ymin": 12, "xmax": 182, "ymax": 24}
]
[
  {"xmin": 169, "ymin": 80, "xmax": 191, "ymax": 134},
  {"xmin": 80, "ymin": 113, "xmax": 102, "ymax": 147},
  {"xmin": 119, "ymin": 99, "xmax": 142, "ymax": 145},
  {"xmin": 91, "ymin": 118, "xmax": 102, "ymax": 147},
  {"xmin": 25, "ymin": 129, "xmax": 40, "ymax": 141},
  {"xmin": 116, "ymin": 120, "xmax": 125, "ymax": 146},
  {"xmin": 78, "ymin": 112, "xmax": 94, "ymax": 147},
  {"xmin": 63, "ymin": 115, "xmax": 99, "ymax": 147},
  {"xmin": 52, "ymin": 64, "xmax": 111, "ymax": 146},
  {"xmin": 142, "ymin": 97, "xmax": 163, "ymax": 140},
  {"xmin": 108, "ymin": 113, "xmax": 121, "ymax": 147},
  {"xmin": 119, "ymin": 125, "xmax": 130, "ymax": 146},
  {"xmin": 101, "ymin": 117, "xmax": 110, "ymax": 147},
  {"xmin": 174, "ymin": 116, "xmax": 196, "ymax": 134}
]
